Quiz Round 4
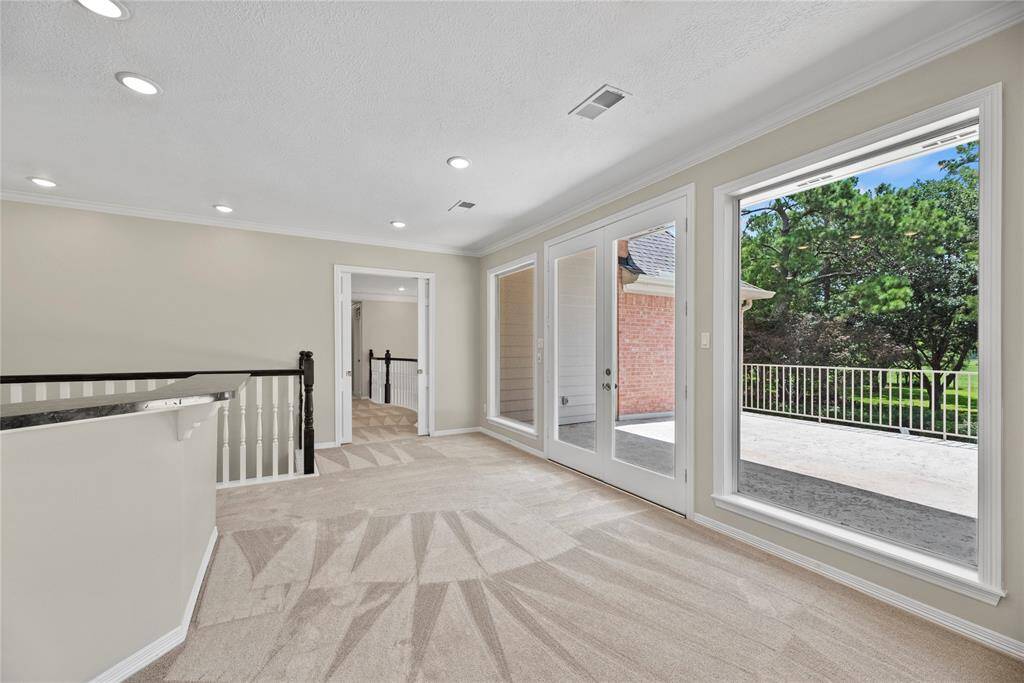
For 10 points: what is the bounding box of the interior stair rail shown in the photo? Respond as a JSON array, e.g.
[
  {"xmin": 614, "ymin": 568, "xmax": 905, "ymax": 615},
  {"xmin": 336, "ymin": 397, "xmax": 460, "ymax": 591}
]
[
  {"xmin": 368, "ymin": 349, "xmax": 418, "ymax": 411},
  {"xmin": 1, "ymin": 351, "xmax": 317, "ymax": 485}
]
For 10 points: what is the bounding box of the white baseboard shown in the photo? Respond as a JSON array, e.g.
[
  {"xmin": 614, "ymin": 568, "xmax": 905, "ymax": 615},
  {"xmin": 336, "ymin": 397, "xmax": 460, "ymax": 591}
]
[
  {"xmin": 315, "ymin": 440, "xmax": 341, "ymax": 449},
  {"xmin": 479, "ymin": 427, "xmax": 546, "ymax": 458},
  {"xmin": 217, "ymin": 465, "xmax": 319, "ymax": 490},
  {"xmin": 691, "ymin": 514, "xmax": 1024, "ymax": 661},
  {"xmin": 91, "ymin": 526, "xmax": 219, "ymax": 682},
  {"xmin": 430, "ymin": 427, "xmax": 481, "ymax": 437}
]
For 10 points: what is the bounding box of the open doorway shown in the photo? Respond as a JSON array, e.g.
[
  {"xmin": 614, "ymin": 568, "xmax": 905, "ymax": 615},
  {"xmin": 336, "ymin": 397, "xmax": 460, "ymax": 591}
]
[{"xmin": 333, "ymin": 265, "xmax": 435, "ymax": 445}]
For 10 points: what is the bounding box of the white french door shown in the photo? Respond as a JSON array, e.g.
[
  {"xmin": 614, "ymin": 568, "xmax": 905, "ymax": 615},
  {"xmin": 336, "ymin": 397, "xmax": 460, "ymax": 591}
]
[
  {"xmin": 336, "ymin": 271, "xmax": 353, "ymax": 444},
  {"xmin": 546, "ymin": 200, "xmax": 687, "ymax": 512},
  {"xmin": 416, "ymin": 278, "xmax": 430, "ymax": 436}
]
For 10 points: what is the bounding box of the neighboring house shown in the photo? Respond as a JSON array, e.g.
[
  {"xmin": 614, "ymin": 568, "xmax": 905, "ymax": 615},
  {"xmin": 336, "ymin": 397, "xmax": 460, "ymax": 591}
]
[{"xmin": 616, "ymin": 230, "xmax": 774, "ymax": 419}]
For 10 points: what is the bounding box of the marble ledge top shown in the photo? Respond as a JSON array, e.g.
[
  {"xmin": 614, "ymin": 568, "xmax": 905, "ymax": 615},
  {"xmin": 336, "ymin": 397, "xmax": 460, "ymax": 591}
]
[{"xmin": 0, "ymin": 373, "xmax": 249, "ymax": 431}]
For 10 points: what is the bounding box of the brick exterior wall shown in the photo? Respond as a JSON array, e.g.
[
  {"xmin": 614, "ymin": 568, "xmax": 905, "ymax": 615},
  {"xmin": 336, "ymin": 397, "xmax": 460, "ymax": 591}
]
[{"xmin": 617, "ymin": 242, "xmax": 675, "ymax": 417}]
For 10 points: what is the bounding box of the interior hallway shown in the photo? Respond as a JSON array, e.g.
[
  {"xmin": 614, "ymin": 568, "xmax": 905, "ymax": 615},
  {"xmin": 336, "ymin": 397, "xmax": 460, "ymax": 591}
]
[{"xmin": 132, "ymin": 404, "xmax": 1022, "ymax": 681}]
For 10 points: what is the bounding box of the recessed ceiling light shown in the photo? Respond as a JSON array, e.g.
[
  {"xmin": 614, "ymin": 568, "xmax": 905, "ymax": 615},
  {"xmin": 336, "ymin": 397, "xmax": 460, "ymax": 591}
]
[
  {"xmin": 446, "ymin": 157, "xmax": 471, "ymax": 170},
  {"xmin": 76, "ymin": 0, "xmax": 128, "ymax": 19},
  {"xmin": 390, "ymin": 221, "xmax": 406, "ymax": 229},
  {"xmin": 213, "ymin": 204, "xmax": 233, "ymax": 214},
  {"xmin": 28, "ymin": 177, "xmax": 57, "ymax": 188},
  {"xmin": 398, "ymin": 287, "xmax": 406, "ymax": 292},
  {"xmin": 115, "ymin": 72, "xmax": 160, "ymax": 95}
]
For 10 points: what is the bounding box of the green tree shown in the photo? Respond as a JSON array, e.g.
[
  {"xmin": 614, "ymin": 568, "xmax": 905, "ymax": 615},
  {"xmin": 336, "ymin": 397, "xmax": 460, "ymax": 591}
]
[{"xmin": 741, "ymin": 142, "xmax": 979, "ymax": 406}]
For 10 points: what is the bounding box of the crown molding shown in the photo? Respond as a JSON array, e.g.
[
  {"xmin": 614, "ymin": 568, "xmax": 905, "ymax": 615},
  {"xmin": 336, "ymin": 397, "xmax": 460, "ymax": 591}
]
[
  {"xmin": 473, "ymin": 2, "xmax": 1024, "ymax": 257},
  {"xmin": 0, "ymin": 190, "xmax": 475, "ymax": 257}
]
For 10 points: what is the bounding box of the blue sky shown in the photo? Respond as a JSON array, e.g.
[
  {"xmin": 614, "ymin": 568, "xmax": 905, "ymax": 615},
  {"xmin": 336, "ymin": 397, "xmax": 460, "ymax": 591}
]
[
  {"xmin": 854, "ymin": 146, "xmax": 962, "ymax": 191},
  {"xmin": 742, "ymin": 146, "xmax": 976, "ymax": 230}
]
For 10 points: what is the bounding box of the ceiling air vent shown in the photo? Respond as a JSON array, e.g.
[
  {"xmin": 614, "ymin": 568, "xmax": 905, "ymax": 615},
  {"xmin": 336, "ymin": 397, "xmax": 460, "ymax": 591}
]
[
  {"xmin": 448, "ymin": 200, "xmax": 476, "ymax": 212},
  {"xmin": 570, "ymin": 84, "xmax": 629, "ymax": 120}
]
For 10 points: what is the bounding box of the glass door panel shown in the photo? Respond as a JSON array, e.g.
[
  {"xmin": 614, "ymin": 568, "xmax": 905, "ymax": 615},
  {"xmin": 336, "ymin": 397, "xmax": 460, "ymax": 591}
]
[
  {"xmin": 547, "ymin": 231, "xmax": 606, "ymax": 478},
  {"xmin": 611, "ymin": 225, "xmax": 677, "ymax": 478}
]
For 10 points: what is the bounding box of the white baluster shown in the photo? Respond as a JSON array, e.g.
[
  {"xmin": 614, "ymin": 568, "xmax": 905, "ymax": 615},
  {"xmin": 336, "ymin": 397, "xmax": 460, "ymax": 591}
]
[
  {"xmin": 255, "ymin": 377, "xmax": 264, "ymax": 479},
  {"xmin": 105, "ymin": 380, "xmax": 115, "ymax": 395},
  {"xmin": 35, "ymin": 384, "xmax": 46, "ymax": 401},
  {"xmin": 239, "ymin": 380, "xmax": 248, "ymax": 481},
  {"xmin": 287, "ymin": 376, "xmax": 295, "ymax": 475},
  {"xmin": 147, "ymin": 379, "xmax": 156, "ymax": 391},
  {"xmin": 271, "ymin": 376, "xmax": 280, "ymax": 477},
  {"xmin": 83, "ymin": 381, "xmax": 93, "ymax": 397},
  {"xmin": 10, "ymin": 384, "xmax": 22, "ymax": 403},
  {"xmin": 59, "ymin": 382, "xmax": 71, "ymax": 399},
  {"xmin": 126, "ymin": 380, "xmax": 136, "ymax": 393},
  {"xmin": 221, "ymin": 402, "xmax": 230, "ymax": 483}
]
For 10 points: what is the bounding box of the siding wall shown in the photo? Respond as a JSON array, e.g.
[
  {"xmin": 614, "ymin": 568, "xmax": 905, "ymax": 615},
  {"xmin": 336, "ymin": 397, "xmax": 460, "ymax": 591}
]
[
  {"xmin": 555, "ymin": 248, "xmax": 597, "ymax": 425},
  {"xmin": 497, "ymin": 267, "xmax": 535, "ymax": 424}
]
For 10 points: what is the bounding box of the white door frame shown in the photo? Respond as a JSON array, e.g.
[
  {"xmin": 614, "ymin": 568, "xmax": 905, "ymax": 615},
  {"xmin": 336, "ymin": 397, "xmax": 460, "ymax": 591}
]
[
  {"xmin": 542, "ymin": 184, "xmax": 695, "ymax": 515},
  {"xmin": 333, "ymin": 264, "xmax": 437, "ymax": 444}
]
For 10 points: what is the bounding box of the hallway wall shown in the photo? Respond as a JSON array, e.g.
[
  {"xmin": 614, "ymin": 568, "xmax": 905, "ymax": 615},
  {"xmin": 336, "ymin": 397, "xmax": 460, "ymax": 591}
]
[
  {"xmin": 0, "ymin": 202, "xmax": 481, "ymax": 440},
  {"xmin": 358, "ymin": 300, "xmax": 417, "ymax": 361}
]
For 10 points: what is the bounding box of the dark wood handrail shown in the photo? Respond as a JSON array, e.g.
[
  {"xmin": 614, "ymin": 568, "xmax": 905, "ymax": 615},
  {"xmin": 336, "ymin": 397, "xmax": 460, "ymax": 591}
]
[
  {"xmin": 2, "ymin": 351, "xmax": 317, "ymax": 476},
  {"xmin": 0, "ymin": 369, "xmax": 302, "ymax": 384}
]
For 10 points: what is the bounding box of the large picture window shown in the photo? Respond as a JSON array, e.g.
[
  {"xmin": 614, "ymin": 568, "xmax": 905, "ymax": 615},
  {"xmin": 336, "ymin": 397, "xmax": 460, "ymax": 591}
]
[
  {"xmin": 487, "ymin": 257, "xmax": 537, "ymax": 434},
  {"xmin": 713, "ymin": 87, "xmax": 1002, "ymax": 603}
]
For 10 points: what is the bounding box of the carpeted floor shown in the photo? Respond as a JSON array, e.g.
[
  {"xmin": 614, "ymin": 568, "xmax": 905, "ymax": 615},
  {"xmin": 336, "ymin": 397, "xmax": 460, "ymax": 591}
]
[{"xmin": 133, "ymin": 403, "xmax": 1023, "ymax": 681}]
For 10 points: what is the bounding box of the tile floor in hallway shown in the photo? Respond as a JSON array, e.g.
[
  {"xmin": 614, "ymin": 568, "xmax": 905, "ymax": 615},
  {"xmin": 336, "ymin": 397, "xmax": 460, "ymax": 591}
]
[{"xmin": 133, "ymin": 402, "xmax": 1023, "ymax": 681}]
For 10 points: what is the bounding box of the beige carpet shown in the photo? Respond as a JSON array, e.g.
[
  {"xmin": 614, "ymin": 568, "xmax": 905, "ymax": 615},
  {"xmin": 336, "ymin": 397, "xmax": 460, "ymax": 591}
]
[
  {"xmin": 350, "ymin": 399, "xmax": 419, "ymax": 444},
  {"xmin": 134, "ymin": 405, "xmax": 1022, "ymax": 681}
]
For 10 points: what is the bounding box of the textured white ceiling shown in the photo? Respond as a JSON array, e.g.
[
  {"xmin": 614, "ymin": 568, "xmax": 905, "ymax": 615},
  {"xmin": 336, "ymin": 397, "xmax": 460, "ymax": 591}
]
[{"xmin": 0, "ymin": 1, "xmax": 1010, "ymax": 253}]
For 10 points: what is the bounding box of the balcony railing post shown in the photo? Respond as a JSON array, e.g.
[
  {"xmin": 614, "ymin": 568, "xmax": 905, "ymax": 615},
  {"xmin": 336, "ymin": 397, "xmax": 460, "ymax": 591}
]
[
  {"xmin": 384, "ymin": 349, "xmax": 392, "ymax": 404},
  {"xmin": 299, "ymin": 350, "xmax": 315, "ymax": 475},
  {"xmin": 368, "ymin": 349, "xmax": 374, "ymax": 400}
]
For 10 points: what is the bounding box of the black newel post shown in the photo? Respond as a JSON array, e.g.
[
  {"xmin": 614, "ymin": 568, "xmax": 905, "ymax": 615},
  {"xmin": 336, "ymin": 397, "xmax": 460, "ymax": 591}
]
[
  {"xmin": 299, "ymin": 350, "xmax": 315, "ymax": 474},
  {"xmin": 384, "ymin": 349, "xmax": 392, "ymax": 404},
  {"xmin": 368, "ymin": 349, "xmax": 374, "ymax": 401}
]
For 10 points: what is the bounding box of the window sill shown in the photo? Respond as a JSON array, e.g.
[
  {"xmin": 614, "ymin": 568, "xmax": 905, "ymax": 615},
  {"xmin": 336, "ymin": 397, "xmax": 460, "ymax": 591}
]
[
  {"xmin": 485, "ymin": 416, "xmax": 538, "ymax": 438},
  {"xmin": 711, "ymin": 493, "xmax": 1004, "ymax": 605}
]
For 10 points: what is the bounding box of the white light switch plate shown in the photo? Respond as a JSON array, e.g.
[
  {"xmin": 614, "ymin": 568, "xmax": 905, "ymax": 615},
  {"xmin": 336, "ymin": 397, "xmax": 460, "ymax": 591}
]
[{"xmin": 700, "ymin": 332, "xmax": 711, "ymax": 349}]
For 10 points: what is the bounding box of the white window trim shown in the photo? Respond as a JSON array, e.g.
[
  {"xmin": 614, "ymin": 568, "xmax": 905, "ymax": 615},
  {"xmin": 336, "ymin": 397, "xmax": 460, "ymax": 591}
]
[
  {"xmin": 486, "ymin": 254, "xmax": 539, "ymax": 437},
  {"xmin": 712, "ymin": 84, "xmax": 1003, "ymax": 604}
]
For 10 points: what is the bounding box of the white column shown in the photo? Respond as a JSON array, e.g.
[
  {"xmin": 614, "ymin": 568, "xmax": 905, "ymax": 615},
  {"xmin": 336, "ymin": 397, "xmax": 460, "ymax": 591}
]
[
  {"xmin": 255, "ymin": 377, "xmax": 264, "ymax": 479},
  {"xmin": 271, "ymin": 376, "xmax": 280, "ymax": 477},
  {"xmin": 221, "ymin": 403, "xmax": 230, "ymax": 483},
  {"xmin": 59, "ymin": 382, "xmax": 71, "ymax": 399},
  {"xmin": 35, "ymin": 384, "xmax": 46, "ymax": 401},
  {"xmin": 287, "ymin": 376, "xmax": 295, "ymax": 475},
  {"xmin": 147, "ymin": 379, "xmax": 157, "ymax": 391},
  {"xmin": 10, "ymin": 385, "xmax": 22, "ymax": 403},
  {"xmin": 82, "ymin": 382, "xmax": 94, "ymax": 397},
  {"xmin": 239, "ymin": 380, "xmax": 247, "ymax": 481}
]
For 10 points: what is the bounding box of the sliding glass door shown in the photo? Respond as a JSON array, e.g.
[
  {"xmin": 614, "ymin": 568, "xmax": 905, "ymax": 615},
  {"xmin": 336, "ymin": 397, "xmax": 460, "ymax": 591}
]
[{"xmin": 547, "ymin": 200, "xmax": 687, "ymax": 512}]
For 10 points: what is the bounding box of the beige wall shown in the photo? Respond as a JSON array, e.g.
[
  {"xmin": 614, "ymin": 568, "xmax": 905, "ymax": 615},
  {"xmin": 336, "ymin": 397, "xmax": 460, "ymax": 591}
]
[
  {"xmin": 479, "ymin": 25, "xmax": 1024, "ymax": 640},
  {"xmin": 358, "ymin": 300, "xmax": 418, "ymax": 361},
  {"xmin": 1, "ymin": 408, "xmax": 219, "ymax": 681},
  {"xmin": 0, "ymin": 203, "xmax": 481, "ymax": 440}
]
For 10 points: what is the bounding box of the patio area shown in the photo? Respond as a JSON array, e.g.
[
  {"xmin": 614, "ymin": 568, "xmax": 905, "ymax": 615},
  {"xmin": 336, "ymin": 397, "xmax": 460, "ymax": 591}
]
[{"xmin": 563, "ymin": 412, "xmax": 978, "ymax": 565}]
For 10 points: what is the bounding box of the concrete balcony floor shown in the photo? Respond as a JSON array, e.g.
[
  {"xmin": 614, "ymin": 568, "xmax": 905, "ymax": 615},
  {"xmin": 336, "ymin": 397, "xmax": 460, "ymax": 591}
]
[{"xmin": 562, "ymin": 412, "xmax": 977, "ymax": 565}]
